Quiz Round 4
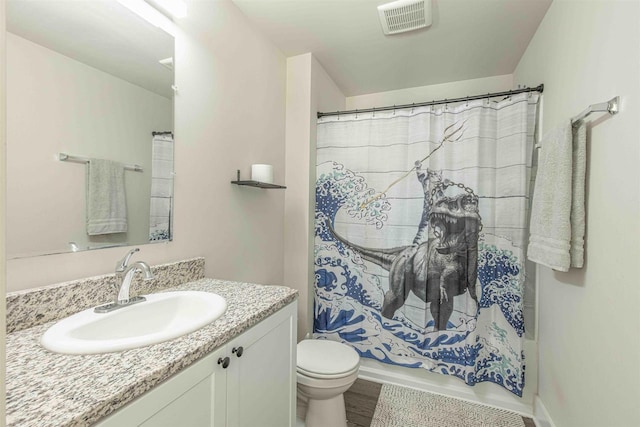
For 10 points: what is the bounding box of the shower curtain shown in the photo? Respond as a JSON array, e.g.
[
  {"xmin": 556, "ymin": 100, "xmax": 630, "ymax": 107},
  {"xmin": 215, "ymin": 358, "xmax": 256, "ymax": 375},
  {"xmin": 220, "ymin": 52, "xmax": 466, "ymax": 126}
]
[
  {"xmin": 314, "ymin": 92, "xmax": 539, "ymax": 396},
  {"xmin": 149, "ymin": 132, "xmax": 174, "ymax": 241}
]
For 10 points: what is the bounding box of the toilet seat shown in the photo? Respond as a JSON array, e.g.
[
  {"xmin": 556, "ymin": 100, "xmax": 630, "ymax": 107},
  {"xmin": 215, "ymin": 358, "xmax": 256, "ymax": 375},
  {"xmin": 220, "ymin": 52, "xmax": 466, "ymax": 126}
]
[
  {"xmin": 297, "ymin": 339, "xmax": 360, "ymax": 379},
  {"xmin": 297, "ymin": 364, "xmax": 359, "ymax": 380}
]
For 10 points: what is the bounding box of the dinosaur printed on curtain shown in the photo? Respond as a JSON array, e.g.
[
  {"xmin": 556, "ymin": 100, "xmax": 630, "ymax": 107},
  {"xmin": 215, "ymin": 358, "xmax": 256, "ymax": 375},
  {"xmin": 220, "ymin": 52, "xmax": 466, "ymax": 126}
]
[
  {"xmin": 326, "ymin": 162, "xmax": 482, "ymax": 331},
  {"xmin": 314, "ymin": 93, "xmax": 539, "ymax": 396}
]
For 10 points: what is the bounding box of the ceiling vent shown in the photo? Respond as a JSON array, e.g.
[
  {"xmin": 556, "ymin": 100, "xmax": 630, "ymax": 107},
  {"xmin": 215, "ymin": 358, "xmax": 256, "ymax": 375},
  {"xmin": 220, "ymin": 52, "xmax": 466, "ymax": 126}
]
[{"xmin": 377, "ymin": 0, "xmax": 432, "ymax": 35}]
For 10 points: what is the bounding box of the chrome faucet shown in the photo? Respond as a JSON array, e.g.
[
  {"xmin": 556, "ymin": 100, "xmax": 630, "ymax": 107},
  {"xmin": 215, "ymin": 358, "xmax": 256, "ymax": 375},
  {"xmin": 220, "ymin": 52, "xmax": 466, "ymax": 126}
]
[{"xmin": 95, "ymin": 248, "xmax": 155, "ymax": 313}]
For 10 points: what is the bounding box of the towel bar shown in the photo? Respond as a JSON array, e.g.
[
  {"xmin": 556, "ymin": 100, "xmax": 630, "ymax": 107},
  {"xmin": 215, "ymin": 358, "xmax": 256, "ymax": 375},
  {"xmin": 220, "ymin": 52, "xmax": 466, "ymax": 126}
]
[
  {"xmin": 535, "ymin": 96, "xmax": 620, "ymax": 150},
  {"xmin": 571, "ymin": 96, "xmax": 619, "ymax": 124},
  {"xmin": 58, "ymin": 153, "xmax": 143, "ymax": 172}
]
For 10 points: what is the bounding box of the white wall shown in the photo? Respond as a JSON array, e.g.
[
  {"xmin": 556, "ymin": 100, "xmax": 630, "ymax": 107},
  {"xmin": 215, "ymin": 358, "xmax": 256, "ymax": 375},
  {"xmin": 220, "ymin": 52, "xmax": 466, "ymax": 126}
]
[
  {"xmin": 514, "ymin": 1, "xmax": 640, "ymax": 426},
  {"xmin": 346, "ymin": 74, "xmax": 513, "ymax": 109},
  {"xmin": 6, "ymin": 33, "xmax": 172, "ymax": 258},
  {"xmin": 6, "ymin": 0, "xmax": 287, "ymax": 292},
  {"xmin": 1, "ymin": 0, "xmax": 7, "ymax": 420},
  {"xmin": 284, "ymin": 53, "xmax": 345, "ymax": 340}
]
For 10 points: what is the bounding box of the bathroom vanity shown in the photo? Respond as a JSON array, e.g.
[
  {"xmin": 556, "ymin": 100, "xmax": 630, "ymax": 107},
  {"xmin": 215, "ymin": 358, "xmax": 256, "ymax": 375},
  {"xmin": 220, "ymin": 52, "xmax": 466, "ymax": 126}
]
[
  {"xmin": 5, "ymin": 263, "xmax": 298, "ymax": 427},
  {"xmin": 96, "ymin": 301, "xmax": 296, "ymax": 427}
]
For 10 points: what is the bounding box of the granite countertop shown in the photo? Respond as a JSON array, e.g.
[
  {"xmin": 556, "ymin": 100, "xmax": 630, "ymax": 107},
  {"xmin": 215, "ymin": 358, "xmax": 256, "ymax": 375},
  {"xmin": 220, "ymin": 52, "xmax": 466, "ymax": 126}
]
[{"xmin": 6, "ymin": 278, "xmax": 298, "ymax": 427}]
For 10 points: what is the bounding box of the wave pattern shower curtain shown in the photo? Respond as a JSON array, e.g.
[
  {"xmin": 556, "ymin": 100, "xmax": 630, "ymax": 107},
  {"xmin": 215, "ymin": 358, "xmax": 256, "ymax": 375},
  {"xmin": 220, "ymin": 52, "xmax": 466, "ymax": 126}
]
[{"xmin": 314, "ymin": 93, "xmax": 538, "ymax": 396}]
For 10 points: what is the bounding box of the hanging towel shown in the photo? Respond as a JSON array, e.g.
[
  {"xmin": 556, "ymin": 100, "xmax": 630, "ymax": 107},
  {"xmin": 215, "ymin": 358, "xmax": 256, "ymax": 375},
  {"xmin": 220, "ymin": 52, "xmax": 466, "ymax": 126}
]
[
  {"xmin": 527, "ymin": 121, "xmax": 586, "ymax": 271},
  {"xmin": 86, "ymin": 159, "xmax": 128, "ymax": 235},
  {"xmin": 570, "ymin": 122, "xmax": 586, "ymax": 267}
]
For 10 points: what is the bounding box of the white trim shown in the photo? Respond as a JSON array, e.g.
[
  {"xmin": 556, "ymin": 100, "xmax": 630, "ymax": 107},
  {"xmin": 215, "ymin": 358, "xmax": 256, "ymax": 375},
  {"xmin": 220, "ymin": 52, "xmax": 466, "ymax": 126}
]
[
  {"xmin": 116, "ymin": 0, "xmax": 177, "ymax": 36},
  {"xmin": 534, "ymin": 264, "xmax": 540, "ymax": 342},
  {"xmin": 533, "ymin": 395, "xmax": 556, "ymax": 427},
  {"xmin": 151, "ymin": 0, "xmax": 187, "ymax": 19}
]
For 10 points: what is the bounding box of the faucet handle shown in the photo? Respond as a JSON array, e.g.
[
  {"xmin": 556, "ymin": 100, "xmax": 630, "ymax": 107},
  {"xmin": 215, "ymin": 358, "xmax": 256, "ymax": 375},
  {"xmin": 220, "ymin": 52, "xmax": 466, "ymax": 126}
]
[{"xmin": 116, "ymin": 248, "xmax": 140, "ymax": 272}]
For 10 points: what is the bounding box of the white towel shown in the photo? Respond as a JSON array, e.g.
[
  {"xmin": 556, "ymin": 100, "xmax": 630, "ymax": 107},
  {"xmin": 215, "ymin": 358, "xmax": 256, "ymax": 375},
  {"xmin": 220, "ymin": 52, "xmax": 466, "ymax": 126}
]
[
  {"xmin": 527, "ymin": 121, "xmax": 586, "ymax": 271},
  {"xmin": 570, "ymin": 122, "xmax": 586, "ymax": 267},
  {"xmin": 86, "ymin": 159, "xmax": 127, "ymax": 235}
]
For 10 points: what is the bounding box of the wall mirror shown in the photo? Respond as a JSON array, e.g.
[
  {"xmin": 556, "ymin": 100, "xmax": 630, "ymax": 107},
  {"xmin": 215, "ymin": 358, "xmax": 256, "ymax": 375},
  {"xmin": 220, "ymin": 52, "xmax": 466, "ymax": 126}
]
[{"xmin": 6, "ymin": 0, "xmax": 175, "ymax": 259}]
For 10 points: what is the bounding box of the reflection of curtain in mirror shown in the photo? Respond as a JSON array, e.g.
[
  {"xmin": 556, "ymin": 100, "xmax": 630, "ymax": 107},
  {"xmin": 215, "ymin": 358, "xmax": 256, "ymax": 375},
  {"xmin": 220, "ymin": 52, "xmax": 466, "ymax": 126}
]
[{"xmin": 149, "ymin": 133, "xmax": 174, "ymax": 241}]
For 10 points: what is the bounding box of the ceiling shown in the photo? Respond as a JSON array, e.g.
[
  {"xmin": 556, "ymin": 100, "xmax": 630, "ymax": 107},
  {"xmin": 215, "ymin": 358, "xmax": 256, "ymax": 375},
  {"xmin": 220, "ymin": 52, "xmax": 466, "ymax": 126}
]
[
  {"xmin": 232, "ymin": 0, "xmax": 552, "ymax": 96},
  {"xmin": 7, "ymin": 0, "xmax": 174, "ymax": 98}
]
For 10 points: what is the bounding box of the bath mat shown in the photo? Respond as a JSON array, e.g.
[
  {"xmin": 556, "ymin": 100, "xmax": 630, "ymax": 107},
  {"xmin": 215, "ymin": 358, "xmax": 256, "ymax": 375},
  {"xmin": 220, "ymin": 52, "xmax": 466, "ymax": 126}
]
[{"xmin": 370, "ymin": 384, "xmax": 525, "ymax": 427}]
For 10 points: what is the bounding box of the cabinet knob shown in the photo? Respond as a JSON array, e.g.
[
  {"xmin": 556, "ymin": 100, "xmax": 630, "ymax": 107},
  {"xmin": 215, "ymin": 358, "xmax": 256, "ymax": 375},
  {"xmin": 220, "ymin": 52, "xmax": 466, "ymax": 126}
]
[
  {"xmin": 218, "ymin": 357, "xmax": 230, "ymax": 369},
  {"xmin": 232, "ymin": 346, "xmax": 244, "ymax": 358}
]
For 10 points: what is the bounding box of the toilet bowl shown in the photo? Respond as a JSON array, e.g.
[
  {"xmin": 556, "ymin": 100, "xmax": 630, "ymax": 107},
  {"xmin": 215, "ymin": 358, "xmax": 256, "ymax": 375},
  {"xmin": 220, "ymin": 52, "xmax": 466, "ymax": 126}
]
[{"xmin": 296, "ymin": 339, "xmax": 360, "ymax": 427}]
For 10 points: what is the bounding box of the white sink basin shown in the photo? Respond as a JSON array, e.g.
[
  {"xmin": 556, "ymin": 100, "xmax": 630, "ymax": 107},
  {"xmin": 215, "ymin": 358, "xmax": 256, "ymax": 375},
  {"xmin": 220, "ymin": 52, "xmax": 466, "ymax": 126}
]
[{"xmin": 41, "ymin": 291, "xmax": 227, "ymax": 354}]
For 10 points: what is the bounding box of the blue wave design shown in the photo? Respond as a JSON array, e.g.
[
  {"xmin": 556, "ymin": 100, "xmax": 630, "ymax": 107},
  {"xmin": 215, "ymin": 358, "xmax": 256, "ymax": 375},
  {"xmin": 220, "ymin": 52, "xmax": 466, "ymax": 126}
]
[
  {"xmin": 316, "ymin": 255, "xmax": 379, "ymax": 309},
  {"xmin": 313, "ymin": 162, "xmax": 526, "ymax": 396},
  {"xmin": 314, "ymin": 307, "xmax": 365, "ymax": 333},
  {"xmin": 478, "ymin": 244, "xmax": 525, "ymax": 337},
  {"xmin": 359, "ymin": 349, "xmax": 423, "ymax": 369},
  {"xmin": 316, "ymin": 268, "xmax": 338, "ymax": 291}
]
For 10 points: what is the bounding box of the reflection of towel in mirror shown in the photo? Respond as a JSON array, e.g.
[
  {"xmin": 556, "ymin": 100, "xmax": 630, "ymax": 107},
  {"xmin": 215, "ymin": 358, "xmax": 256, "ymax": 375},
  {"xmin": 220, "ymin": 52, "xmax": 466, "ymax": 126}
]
[{"xmin": 86, "ymin": 159, "xmax": 127, "ymax": 235}]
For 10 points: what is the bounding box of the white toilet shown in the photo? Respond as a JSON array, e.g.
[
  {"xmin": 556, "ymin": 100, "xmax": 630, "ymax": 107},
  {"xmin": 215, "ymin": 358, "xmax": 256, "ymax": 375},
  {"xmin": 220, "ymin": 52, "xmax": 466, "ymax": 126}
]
[{"xmin": 296, "ymin": 339, "xmax": 360, "ymax": 427}]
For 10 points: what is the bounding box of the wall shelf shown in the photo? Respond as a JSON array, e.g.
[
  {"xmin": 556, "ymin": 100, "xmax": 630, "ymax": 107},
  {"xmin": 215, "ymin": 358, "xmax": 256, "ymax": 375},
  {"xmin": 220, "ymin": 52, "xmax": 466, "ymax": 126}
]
[
  {"xmin": 231, "ymin": 170, "xmax": 286, "ymax": 189},
  {"xmin": 231, "ymin": 180, "xmax": 286, "ymax": 189}
]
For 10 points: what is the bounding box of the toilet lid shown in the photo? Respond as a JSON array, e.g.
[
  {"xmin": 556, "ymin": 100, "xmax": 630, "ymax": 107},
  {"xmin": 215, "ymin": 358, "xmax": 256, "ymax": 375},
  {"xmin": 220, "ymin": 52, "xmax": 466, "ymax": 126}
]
[{"xmin": 297, "ymin": 340, "xmax": 360, "ymax": 376}]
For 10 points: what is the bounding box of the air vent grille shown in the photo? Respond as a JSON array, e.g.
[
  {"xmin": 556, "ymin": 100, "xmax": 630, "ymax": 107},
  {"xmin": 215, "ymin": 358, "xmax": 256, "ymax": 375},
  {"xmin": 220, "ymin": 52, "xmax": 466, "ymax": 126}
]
[{"xmin": 378, "ymin": 0, "xmax": 432, "ymax": 35}]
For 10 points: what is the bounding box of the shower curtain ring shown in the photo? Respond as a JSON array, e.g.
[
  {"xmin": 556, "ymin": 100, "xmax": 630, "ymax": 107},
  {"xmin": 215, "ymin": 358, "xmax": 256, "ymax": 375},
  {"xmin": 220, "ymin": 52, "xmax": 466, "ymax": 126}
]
[
  {"xmin": 393, "ymin": 105, "xmax": 396, "ymax": 115},
  {"xmin": 355, "ymin": 109, "xmax": 358, "ymax": 119},
  {"xmin": 466, "ymin": 96, "xmax": 469, "ymax": 107},
  {"xmin": 445, "ymin": 99, "xmax": 448, "ymax": 111},
  {"xmin": 411, "ymin": 102, "xmax": 415, "ymax": 113},
  {"xmin": 373, "ymin": 107, "xmax": 376, "ymax": 117}
]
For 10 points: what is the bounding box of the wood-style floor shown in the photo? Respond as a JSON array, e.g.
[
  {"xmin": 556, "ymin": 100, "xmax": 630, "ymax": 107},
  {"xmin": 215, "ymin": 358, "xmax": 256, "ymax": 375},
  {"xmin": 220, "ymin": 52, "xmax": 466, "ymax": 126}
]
[
  {"xmin": 344, "ymin": 379, "xmax": 536, "ymax": 427},
  {"xmin": 344, "ymin": 379, "xmax": 383, "ymax": 427}
]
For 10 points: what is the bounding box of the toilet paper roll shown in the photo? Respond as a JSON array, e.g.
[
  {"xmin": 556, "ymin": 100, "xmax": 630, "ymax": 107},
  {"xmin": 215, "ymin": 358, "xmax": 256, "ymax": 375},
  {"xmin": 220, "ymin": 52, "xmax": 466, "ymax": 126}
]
[{"xmin": 251, "ymin": 164, "xmax": 274, "ymax": 184}]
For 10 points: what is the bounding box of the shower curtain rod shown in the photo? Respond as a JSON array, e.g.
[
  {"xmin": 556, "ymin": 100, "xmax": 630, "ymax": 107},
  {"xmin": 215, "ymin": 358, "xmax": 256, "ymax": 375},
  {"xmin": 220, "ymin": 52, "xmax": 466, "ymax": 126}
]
[{"xmin": 317, "ymin": 84, "xmax": 544, "ymax": 119}]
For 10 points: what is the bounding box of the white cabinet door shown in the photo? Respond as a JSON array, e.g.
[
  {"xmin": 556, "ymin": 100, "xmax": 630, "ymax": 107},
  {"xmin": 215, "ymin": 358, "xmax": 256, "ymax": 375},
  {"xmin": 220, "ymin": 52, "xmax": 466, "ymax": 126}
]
[
  {"xmin": 95, "ymin": 302, "xmax": 297, "ymax": 427},
  {"xmin": 226, "ymin": 303, "xmax": 296, "ymax": 427},
  {"xmin": 96, "ymin": 345, "xmax": 227, "ymax": 427}
]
